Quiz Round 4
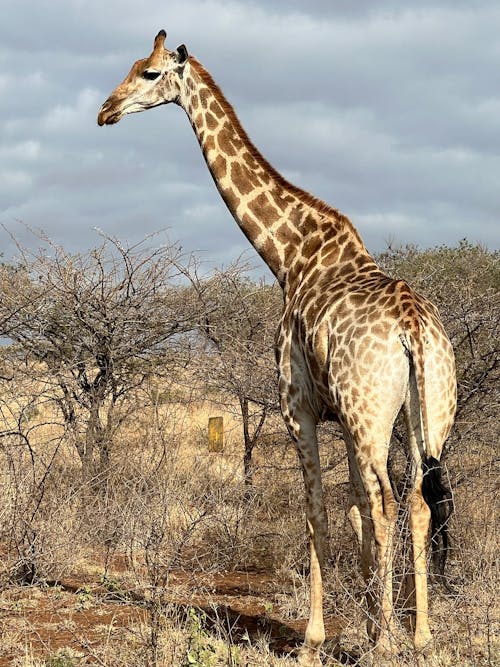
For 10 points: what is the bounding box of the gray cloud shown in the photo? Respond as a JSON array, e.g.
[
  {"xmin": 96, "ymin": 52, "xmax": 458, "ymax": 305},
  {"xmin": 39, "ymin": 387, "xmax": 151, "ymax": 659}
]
[{"xmin": 1, "ymin": 0, "xmax": 498, "ymax": 274}]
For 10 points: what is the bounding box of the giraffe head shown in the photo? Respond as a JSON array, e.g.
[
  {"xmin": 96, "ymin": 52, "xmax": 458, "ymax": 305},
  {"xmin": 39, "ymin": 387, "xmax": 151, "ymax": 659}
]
[{"xmin": 97, "ymin": 30, "xmax": 189, "ymax": 126}]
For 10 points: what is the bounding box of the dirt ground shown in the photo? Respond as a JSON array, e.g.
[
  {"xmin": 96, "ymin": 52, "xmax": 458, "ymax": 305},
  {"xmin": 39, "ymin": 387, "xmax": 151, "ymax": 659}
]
[{"xmin": 0, "ymin": 561, "xmax": 347, "ymax": 666}]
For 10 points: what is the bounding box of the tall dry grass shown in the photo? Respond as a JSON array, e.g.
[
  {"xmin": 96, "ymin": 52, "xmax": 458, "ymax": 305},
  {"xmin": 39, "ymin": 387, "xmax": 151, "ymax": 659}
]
[{"xmin": 0, "ymin": 374, "xmax": 497, "ymax": 666}]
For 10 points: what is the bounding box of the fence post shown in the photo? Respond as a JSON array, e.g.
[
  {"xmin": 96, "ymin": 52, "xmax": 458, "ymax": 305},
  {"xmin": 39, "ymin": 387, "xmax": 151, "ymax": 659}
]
[{"xmin": 208, "ymin": 416, "xmax": 224, "ymax": 452}]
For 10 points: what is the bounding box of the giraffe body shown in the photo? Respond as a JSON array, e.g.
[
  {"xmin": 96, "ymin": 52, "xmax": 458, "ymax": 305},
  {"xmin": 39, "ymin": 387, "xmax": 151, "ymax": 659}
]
[{"xmin": 98, "ymin": 31, "xmax": 456, "ymax": 664}]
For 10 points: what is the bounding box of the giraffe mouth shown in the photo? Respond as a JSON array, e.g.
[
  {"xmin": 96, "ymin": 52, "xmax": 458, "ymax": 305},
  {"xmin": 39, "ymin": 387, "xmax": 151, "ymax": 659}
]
[
  {"xmin": 97, "ymin": 103, "xmax": 123, "ymax": 126},
  {"xmin": 98, "ymin": 99, "xmax": 162, "ymax": 126}
]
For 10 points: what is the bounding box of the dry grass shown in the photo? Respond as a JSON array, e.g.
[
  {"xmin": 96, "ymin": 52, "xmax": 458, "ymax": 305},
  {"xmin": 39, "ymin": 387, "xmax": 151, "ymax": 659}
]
[{"xmin": 0, "ymin": 384, "xmax": 498, "ymax": 667}]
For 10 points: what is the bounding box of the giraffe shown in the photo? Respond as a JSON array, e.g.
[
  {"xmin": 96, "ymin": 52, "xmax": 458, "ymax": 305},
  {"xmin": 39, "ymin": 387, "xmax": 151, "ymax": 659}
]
[{"xmin": 98, "ymin": 30, "xmax": 456, "ymax": 665}]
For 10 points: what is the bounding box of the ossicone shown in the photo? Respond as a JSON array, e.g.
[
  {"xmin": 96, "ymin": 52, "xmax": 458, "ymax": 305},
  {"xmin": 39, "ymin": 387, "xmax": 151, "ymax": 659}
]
[{"xmin": 154, "ymin": 29, "xmax": 167, "ymax": 50}]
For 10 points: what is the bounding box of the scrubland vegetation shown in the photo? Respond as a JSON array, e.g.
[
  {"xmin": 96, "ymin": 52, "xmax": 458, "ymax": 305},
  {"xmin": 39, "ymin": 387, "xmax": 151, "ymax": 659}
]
[{"xmin": 0, "ymin": 233, "xmax": 497, "ymax": 666}]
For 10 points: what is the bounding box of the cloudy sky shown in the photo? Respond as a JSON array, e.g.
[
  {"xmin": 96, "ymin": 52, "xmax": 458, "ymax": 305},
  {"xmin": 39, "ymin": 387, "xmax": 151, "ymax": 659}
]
[{"xmin": 1, "ymin": 0, "xmax": 498, "ymax": 274}]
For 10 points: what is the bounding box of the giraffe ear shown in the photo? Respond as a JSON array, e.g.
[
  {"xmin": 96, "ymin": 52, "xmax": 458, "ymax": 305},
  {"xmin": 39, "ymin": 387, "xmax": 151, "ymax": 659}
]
[{"xmin": 176, "ymin": 44, "xmax": 189, "ymax": 65}]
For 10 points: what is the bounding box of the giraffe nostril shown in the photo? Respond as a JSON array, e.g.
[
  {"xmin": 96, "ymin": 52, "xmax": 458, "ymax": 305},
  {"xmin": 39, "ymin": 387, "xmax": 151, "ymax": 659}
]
[{"xmin": 99, "ymin": 100, "xmax": 112, "ymax": 114}]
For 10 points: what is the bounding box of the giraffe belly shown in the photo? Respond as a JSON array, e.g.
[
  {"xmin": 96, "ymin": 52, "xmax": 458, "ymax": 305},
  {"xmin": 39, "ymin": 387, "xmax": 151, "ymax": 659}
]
[{"xmin": 303, "ymin": 319, "xmax": 410, "ymax": 431}]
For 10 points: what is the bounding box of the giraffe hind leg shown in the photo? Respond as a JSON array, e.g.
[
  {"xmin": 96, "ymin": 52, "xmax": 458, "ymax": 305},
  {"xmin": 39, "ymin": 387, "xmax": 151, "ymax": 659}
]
[
  {"xmin": 346, "ymin": 442, "xmax": 378, "ymax": 642},
  {"xmin": 402, "ymin": 389, "xmax": 453, "ymax": 653},
  {"xmin": 401, "ymin": 388, "xmax": 431, "ymax": 651},
  {"xmin": 362, "ymin": 460, "xmax": 400, "ymax": 656}
]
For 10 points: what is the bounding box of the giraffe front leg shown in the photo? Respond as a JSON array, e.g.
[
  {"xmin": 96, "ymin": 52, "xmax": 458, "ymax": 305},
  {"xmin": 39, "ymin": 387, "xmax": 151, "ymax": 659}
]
[
  {"xmin": 298, "ymin": 517, "xmax": 326, "ymax": 667},
  {"xmin": 284, "ymin": 408, "xmax": 327, "ymax": 666}
]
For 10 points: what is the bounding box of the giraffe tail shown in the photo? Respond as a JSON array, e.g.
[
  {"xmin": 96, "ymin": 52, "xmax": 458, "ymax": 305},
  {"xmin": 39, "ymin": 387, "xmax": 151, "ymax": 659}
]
[
  {"xmin": 404, "ymin": 328, "xmax": 454, "ymax": 578},
  {"xmin": 421, "ymin": 455, "xmax": 453, "ymax": 577}
]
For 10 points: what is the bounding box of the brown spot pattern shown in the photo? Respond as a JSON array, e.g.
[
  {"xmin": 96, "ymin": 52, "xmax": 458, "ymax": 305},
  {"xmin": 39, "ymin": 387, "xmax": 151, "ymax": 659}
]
[
  {"xmin": 248, "ymin": 193, "xmax": 280, "ymax": 224},
  {"xmin": 205, "ymin": 112, "xmax": 218, "ymax": 131},
  {"xmin": 175, "ymin": 58, "xmax": 457, "ymax": 654}
]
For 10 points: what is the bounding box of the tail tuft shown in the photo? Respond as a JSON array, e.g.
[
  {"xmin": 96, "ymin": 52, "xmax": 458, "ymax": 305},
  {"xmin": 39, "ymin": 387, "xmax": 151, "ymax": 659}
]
[{"xmin": 422, "ymin": 456, "xmax": 453, "ymax": 577}]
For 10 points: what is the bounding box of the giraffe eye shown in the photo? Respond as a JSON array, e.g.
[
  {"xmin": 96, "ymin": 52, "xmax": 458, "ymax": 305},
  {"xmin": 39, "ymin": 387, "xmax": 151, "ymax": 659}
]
[{"xmin": 142, "ymin": 70, "xmax": 161, "ymax": 81}]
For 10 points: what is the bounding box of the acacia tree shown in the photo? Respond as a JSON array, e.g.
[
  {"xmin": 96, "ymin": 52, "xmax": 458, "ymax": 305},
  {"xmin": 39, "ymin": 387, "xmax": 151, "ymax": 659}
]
[
  {"xmin": 0, "ymin": 231, "xmax": 200, "ymax": 482},
  {"xmin": 191, "ymin": 262, "xmax": 282, "ymax": 487}
]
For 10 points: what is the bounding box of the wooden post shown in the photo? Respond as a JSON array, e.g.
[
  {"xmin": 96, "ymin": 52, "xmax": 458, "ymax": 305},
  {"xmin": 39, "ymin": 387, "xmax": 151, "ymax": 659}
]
[{"xmin": 208, "ymin": 416, "xmax": 224, "ymax": 452}]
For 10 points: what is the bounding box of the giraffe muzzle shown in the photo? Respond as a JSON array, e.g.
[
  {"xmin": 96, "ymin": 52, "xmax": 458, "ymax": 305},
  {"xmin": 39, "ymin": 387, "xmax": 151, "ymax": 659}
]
[{"xmin": 97, "ymin": 100, "xmax": 122, "ymax": 126}]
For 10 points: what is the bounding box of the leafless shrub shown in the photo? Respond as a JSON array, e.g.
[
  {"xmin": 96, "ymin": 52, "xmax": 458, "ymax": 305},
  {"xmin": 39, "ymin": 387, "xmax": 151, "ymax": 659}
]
[
  {"xmin": 0, "ymin": 228, "xmax": 201, "ymax": 485},
  {"xmin": 0, "ymin": 368, "xmax": 82, "ymax": 584},
  {"xmin": 188, "ymin": 259, "xmax": 281, "ymax": 488},
  {"xmin": 0, "ymin": 240, "xmax": 497, "ymax": 665}
]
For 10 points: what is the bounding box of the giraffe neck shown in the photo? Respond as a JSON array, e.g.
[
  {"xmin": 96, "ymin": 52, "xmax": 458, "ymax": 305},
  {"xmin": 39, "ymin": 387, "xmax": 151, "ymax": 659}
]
[{"xmin": 178, "ymin": 58, "xmax": 370, "ymax": 286}]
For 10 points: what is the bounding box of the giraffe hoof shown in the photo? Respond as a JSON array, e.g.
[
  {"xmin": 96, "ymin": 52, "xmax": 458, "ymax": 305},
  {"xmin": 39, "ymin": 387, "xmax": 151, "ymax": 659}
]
[
  {"xmin": 297, "ymin": 645, "xmax": 323, "ymax": 666},
  {"xmin": 414, "ymin": 632, "xmax": 434, "ymax": 656},
  {"xmin": 374, "ymin": 637, "xmax": 398, "ymax": 660}
]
